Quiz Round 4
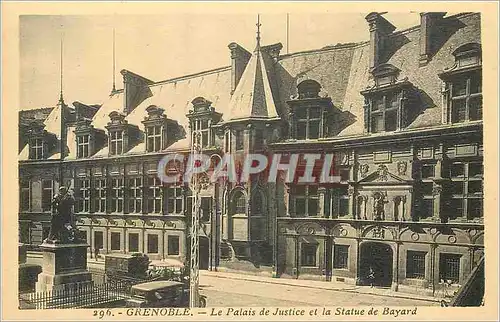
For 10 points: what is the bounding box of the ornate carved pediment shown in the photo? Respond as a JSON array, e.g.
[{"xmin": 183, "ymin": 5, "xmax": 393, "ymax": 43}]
[
  {"xmin": 144, "ymin": 105, "xmax": 166, "ymax": 122},
  {"xmin": 107, "ymin": 111, "xmax": 128, "ymax": 126},
  {"xmin": 358, "ymin": 164, "xmax": 409, "ymax": 184},
  {"xmin": 74, "ymin": 118, "xmax": 94, "ymax": 133}
]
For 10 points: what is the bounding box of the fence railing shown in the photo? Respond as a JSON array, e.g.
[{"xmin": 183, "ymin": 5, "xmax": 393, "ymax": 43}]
[{"xmin": 19, "ymin": 280, "xmax": 132, "ymax": 310}]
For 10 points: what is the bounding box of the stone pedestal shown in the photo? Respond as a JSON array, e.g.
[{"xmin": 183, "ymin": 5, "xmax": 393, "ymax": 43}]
[{"xmin": 35, "ymin": 242, "xmax": 92, "ymax": 293}]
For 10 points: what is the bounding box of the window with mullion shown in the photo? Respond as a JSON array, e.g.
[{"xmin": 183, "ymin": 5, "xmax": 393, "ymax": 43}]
[
  {"xmin": 370, "ymin": 92, "xmax": 400, "ymax": 133},
  {"xmin": 77, "ymin": 134, "xmax": 90, "ymax": 158},
  {"xmin": 295, "ymin": 107, "xmax": 322, "ymax": 140},
  {"xmin": 110, "ymin": 178, "xmax": 124, "ymax": 213},
  {"xmin": 127, "ymin": 177, "xmax": 143, "ymax": 213},
  {"xmin": 20, "ymin": 180, "xmax": 31, "ymax": 211},
  {"xmin": 167, "ymin": 185, "xmax": 184, "ymax": 215},
  {"xmin": 30, "ymin": 138, "xmax": 44, "ymax": 160},
  {"xmin": 94, "ymin": 178, "xmax": 107, "ymax": 213},
  {"xmin": 450, "ymin": 72, "xmax": 482, "ymax": 123},
  {"xmin": 147, "ymin": 176, "xmax": 162, "ymax": 214},
  {"xmin": 449, "ymin": 161, "xmax": 483, "ymax": 220},
  {"xmin": 292, "ymin": 185, "xmax": 319, "ymax": 217},
  {"xmin": 193, "ymin": 119, "xmax": 210, "ymax": 148},
  {"xmin": 41, "ymin": 179, "xmax": 53, "ymax": 212},
  {"xmin": 146, "ymin": 125, "xmax": 162, "ymax": 152},
  {"xmin": 109, "ymin": 130, "xmax": 124, "ymax": 155},
  {"xmin": 78, "ymin": 179, "xmax": 91, "ymax": 213},
  {"xmin": 329, "ymin": 186, "xmax": 349, "ymax": 218},
  {"xmin": 406, "ymin": 251, "xmax": 426, "ymax": 279}
]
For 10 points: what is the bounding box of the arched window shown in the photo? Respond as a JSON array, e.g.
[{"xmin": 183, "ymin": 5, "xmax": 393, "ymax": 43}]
[{"xmin": 232, "ymin": 191, "xmax": 246, "ymax": 214}]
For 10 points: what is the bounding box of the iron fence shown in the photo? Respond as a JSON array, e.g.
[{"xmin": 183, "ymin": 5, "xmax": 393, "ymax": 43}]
[{"xmin": 19, "ymin": 280, "xmax": 132, "ymax": 309}]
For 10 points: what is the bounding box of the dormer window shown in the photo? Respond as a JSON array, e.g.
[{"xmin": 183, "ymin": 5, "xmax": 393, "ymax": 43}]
[
  {"xmin": 439, "ymin": 43, "xmax": 482, "ymax": 124},
  {"xmin": 287, "ymin": 80, "xmax": 332, "ymax": 140},
  {"xmin": 146, "ymin": 125, "xmax": 162, "ymax": 152},
  {"xmin": 30, "ymin": 138, "xmax": 45, "ymax": 160},
  {"xmin": 106, "ymin": 111, "xmax": 138, "ymax": 156},
  {"xmin": 75, "ymin": 118, "xmax": 105, "ymax": 159},
  {"xmin": 361, "ymin": 64, "xmax": 417, "ymax": 133},
  {"xmin": 77, "ymin": 134, "xmax": 90, "ymax": 158},
  {"xmin": 187, "ymin": 97, "xmax": 222, "ymax": 149}
]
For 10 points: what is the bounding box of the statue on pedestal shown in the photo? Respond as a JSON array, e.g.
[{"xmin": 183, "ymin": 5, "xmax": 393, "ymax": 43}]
[{"xmin": 46, "ymin": 186, "xmax": 77, "ymax": 244}]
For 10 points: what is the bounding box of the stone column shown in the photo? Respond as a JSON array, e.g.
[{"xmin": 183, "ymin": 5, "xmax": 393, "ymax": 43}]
[
  {"xmin": 433, "ymin": 183, "xmax": 443, "ymax": 222},
  {"xmin": 284, "ymin": 186, "xmax": 291, "ymax": 217},
  {"xmin": 392, "ymin": 242, "xmax": 401, "ymax": 291},
  {"xmin": 318, "ymin": 187, "xmax": 327, "ymax": 218},
  {"xmin": 348, "ymin": 186, "xmax": 356, "ymax": 219}
]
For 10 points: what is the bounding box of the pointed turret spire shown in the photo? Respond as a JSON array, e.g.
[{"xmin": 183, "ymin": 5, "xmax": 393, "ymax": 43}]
[
  {"xmin": 111, "ymin": 28, "xmax": 117, "ymax": 94},
  {"xmin": 58, "ymin": 33, "xmax": 65, "ymax": 105}
]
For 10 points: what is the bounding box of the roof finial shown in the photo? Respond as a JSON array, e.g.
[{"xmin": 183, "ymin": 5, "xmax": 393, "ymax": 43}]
[
  {"xmin": 112, "ymin": 28, "xmax": 116, "ymax": 93},
  {"xmin": 256, "ymin": 14, "xmax": 261, "ymax": 49},
  {"xmin": 59, "ymin": 26, "xmax": 65, "ymax": 105}
]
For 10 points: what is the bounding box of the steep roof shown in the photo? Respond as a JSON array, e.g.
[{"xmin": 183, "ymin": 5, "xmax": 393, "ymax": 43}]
[{"xmin": 224, "ymin": 46, "xmax": 279, "ymax": 123}]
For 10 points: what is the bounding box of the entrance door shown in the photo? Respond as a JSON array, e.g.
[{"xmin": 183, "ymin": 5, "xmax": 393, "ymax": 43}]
[
  {"xmin": 199, "ymin": 236, "xmax": 210, "ymax": 270},
  {"xmin": 359, "ymin": 242, "xmax": 393, "ymax": 287}
]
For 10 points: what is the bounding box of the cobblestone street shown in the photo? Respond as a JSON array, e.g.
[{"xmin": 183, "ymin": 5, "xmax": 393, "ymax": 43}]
[{"xmin": 199, "ymin": 271, "xmax": 440, "ymax": 307}]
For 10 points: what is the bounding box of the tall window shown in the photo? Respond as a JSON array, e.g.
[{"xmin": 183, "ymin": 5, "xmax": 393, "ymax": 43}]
[
  {"xmin": 109, "ymin": 130, "xmax": 124, "ymax": 155},
  {"xmin": 147, "ymin": 177, "xmax": 162, "ymax": 214},
  {"xmin": 224, "ymin": 131, "xmax": 231, "ymax": 152},
  {"xmin": 200, "ymin": 197, "xmax": 212, "ymax": 222},
  {"xmin": 110, "ymin": 232, "xmax": 121, "ymax": 251},
  {"xmin": 147, "ymin": 234, "xmax": 159, "ymax": 253},
  {"xmin": 94, "ymin": 179, "xmax": 107, "ymax": 213},
  {"xmin": 329, "ymin": 187, "xmax": 349, "ymax": 218},
  {"xmin": 128, "ymin": 233, "xmax": 139, "ymax": 252},
  {"xmin": 41, "ymin": 179, "xmax": 53, "ymax": 212},
  {"xmin": 94, "ymin": 231, "xmax": 104, "ymax": 249},
  {"xmin": 20, "ymin": 180, "xmax": 31, "ymax": 211},
  {"xmin": 146, "ymin": 125, "xmax": 162, "ymax": 152},
  {"xmin": 450, "ymin": 71, "xmax": 482, "ymax": 123},
  {"xmin": 291, "ymin": 185, "xmax": 319, "ymax": 217},
  {"xmin": 449, "ymin": 161, "xmax": 483, "ymax": 220},
  {"xmin": 333, "ymin": 245, "xmax": 349, "ymax": 269},
  {"xmin": 166, "ymin": 185, "xmax": 183, "ymax": 215},
  {"xmin": 193, "ymin": 119, "xmax": 210, "ymax": 148},
  {"xmin": 128, "ymin": 177, "xmax": 142, "ymax": 213},
  {"xmin": 420, "ymin": 182, "xmax": 434, "ymax": 220},
  {"xmin": 295, "ymin": 107, "xmax": 321, "ymax": 140},
  {"xmin": 439, "ymin": 253, "xmax": 461, "ymax": 283},
  {"xmin": 168, "ymin": 235, "xmax": 180, "ymax": 255},
  {"xmin": 232, "ymin": 191, "xmax": 246, "ymax": 214},
  {"xmin": 406, "ymin": 251, "xmax": 426, "ymax": 279},
  {"xmin": 110, "ymin": 178, "xmax": 124, "ymax": 213},
  {"xmin": 78, "ymin": 179, "xmax": 90, "ymax": 213},
  {"xmin": 235, "ymin": 130, "xmax": 244, "ymax": 151},
  {"xmin": 369, "ymin": 92, "xmax": 400, "ymax": 133},
  {"xmin": 301, "ymin": 243, "xmax": 317, "ymax": 267},
  {"xmin": 77, "ymin": 134, "xmax": 90, "ymax": 158},
  {"xmin": 30, "ymin": 138, "xmax": 44, "ymax": 160}
]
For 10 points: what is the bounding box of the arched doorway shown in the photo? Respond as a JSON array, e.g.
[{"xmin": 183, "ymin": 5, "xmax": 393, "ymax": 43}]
[
  {"xmin": 358, "ymin": 242, "xmax": 393, "ymax": 287},
  {"xmin": 199, "ymin": 236, "xmax": 210, "ymax": 270}
]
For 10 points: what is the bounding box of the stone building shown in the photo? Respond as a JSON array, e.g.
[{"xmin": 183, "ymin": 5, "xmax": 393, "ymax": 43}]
[{"xmin": 19, "ymin": 12, "xmax": 484, "ymax": 296}]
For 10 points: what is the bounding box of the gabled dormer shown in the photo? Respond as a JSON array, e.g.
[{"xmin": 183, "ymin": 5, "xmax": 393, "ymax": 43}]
[
  {"xmin": 287, "ymin": 80, "xmax": 333, "ymax": 140},
  {"xmin": 26, "ymin": 119, "xmax": 56, "ymax": 160},
  {"xmin": 142, "ymin": 105, "xmax": 181, "ymax": 152},
  {"xmin": 105, "ymin": 111, "xmax": 140, "ymax": 156},
  {"xmin": 361, "ymin": 64, "xmax": 418, "ymax": 133},
  {"xmin": 439, "ymin": 43, "xmax": 482, "ymax": 124},
  {"xmin": 74, "ymin": 118, "xmax": 105, "ymax": 158},
  {"xmin": 187, "ymin": 97, "xmax": 222, "ymax": 149}
]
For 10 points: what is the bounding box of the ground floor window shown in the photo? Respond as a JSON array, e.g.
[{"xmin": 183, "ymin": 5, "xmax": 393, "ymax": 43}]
[
  {"xmin": 94, "ymin": 231, "xmax": 104, "ymax": 249},
  {"xmin": 301, "ymin": 243, "xmax": 317, "ymax": 267},
  {"xmin": 406, "ymin": 251, "xmax": 426, "ymax": 279},
  {"xmin": 333, "ymin": 244, "xmax": 349, "ymax": 269},
  {"xmin": 439, "ymin": 253, "xmax": 461, "ymax": 283},
  {"xmin": 128, "ymin": 233, "xmax": 139, "ymax": 252},
  {"xmin": 148, "ymin": 234, "xmax": 159, "ymax": 253},
  {"xmin": 110, "ymin": 232, "xmax": 121, "ymax": 251},
  {"xmin": 168, "ymin": 235, "xmax": 180, "ymax": 255},
  {"xmin": 19, "ymin": 223, "xmax": 30, "ymax": 244}
]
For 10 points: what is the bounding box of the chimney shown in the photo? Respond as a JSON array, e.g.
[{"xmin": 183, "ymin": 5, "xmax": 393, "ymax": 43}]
[
  {"xmin": 120, "ymin": 69, "xmax": 154, "ymax": 115},
  {"xmin": 365, "ymin": 12, "xmax": 396, "ymax": 70},
  {"xmin": 228, "ymin": 42, "xmax": 252, "ymax": 94},
  {"xmin": 419, "ymin": 12, "xmax": 446, "ymax": 66}
]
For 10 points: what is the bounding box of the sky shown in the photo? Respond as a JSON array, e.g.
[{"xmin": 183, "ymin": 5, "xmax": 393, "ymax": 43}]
[{"xmin": 20, "ymin": 12, "xmax": 422, "ymax": 110}]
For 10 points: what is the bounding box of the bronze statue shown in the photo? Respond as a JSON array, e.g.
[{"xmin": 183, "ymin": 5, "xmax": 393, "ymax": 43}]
[{"xmin": 46, "ymin": 186, "xmax": 76, "ymax": 243}]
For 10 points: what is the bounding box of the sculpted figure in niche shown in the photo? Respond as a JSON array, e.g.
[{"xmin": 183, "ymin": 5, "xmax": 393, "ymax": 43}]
[{"xmin": 372, "ymin": 192, "xmax": 387, "ymax": 221}]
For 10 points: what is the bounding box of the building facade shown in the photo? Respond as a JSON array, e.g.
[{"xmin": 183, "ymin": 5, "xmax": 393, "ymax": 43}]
[{"xmin": 19, "ymin": 12, "xmax": 484, "ymax": 296}]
